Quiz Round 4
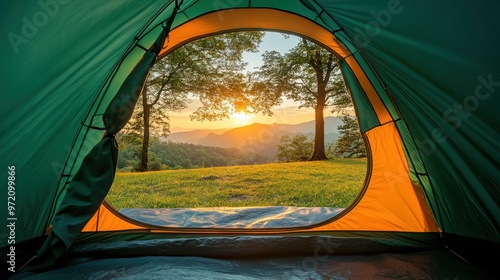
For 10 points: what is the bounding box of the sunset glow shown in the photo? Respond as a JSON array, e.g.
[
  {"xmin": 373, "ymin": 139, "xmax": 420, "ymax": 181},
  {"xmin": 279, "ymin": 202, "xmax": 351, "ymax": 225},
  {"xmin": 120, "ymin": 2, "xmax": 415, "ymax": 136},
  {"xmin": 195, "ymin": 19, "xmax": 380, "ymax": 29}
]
[{"xmin": 231, "ymin": 112, "xmax": 251, "ymax": 125}]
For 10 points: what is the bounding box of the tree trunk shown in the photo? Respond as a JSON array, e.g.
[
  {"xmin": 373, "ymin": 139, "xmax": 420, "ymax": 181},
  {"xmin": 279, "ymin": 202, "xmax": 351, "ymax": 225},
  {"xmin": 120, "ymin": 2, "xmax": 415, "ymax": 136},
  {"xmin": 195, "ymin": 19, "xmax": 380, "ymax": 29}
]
[
  {"xmin": 138, "ymin": 94, "xmax": 150, "ymax": 172},
  {"xmin": 310, "ymin": 96, "xmax": 327, "ymax": 161}
]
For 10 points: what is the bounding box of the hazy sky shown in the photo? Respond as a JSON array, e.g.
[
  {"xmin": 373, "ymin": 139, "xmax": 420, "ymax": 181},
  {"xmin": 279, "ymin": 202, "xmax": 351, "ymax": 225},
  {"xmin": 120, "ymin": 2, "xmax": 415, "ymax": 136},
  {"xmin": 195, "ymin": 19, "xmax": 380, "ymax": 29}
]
[
  {"xmin": 242, "ymin": 32, "xmax": 298, "ymax": 72},
  {"xmin": 169, "ymin": 32, "xmax": 318, "ymax": 132}
]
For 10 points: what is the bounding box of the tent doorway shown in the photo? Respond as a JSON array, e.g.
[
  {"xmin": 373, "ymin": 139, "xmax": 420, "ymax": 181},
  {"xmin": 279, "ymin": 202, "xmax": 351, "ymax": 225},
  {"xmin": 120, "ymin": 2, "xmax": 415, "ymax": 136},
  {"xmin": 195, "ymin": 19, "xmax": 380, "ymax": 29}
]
[{"xmin": 105, "ymin": 31, "xmax": 368, "ymax": 229}]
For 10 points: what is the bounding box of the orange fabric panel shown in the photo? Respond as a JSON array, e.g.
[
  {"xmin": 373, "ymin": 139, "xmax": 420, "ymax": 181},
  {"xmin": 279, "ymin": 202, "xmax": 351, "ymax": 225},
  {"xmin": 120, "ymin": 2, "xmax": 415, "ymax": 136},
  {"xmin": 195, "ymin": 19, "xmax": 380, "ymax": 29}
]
[
  {"xmin": 315, "ymin": 122, "xmax": 438, "ymax": 232},
  {"xmin": 159, "ymin": 8, "xmax": 351, "ymax": 58},
  {"xmin": 344, "ymin": 56, "xmax": 392, "ymax": 124},
  {"xmin": 82, "ymin": 203, "xmax": 145, "ymax": 232}
]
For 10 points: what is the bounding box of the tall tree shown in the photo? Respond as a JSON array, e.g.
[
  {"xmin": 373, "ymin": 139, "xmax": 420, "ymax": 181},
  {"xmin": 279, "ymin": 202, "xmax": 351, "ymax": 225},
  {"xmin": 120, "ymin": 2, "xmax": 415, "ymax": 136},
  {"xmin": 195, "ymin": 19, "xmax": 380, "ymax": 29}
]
[
  {"xmin": 253, "ymin": 37, "xmax": 347, "ymax": 160},
  {"xmin": 123, "ymin": 32, "xmax": 264, "ymax": 171},
  {"xmin": 332, "ymin": 116, "xmax": 366, "ymax": 158}
]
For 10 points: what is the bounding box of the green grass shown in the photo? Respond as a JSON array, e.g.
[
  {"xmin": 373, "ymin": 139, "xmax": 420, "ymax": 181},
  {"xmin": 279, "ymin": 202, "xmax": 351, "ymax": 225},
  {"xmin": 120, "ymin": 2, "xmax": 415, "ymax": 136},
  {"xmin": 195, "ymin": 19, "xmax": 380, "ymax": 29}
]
[{"xmin": 106, "ymin": 159, "xmax": 367, "ymax": 209}]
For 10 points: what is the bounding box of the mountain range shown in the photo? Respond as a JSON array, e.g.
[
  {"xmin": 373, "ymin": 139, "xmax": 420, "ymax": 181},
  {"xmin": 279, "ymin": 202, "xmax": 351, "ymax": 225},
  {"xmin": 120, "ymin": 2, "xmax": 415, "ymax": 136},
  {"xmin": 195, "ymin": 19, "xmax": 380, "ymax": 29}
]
[{"xmin": 164, "ymin": 117, "xmax": 343, "ymax": 157}]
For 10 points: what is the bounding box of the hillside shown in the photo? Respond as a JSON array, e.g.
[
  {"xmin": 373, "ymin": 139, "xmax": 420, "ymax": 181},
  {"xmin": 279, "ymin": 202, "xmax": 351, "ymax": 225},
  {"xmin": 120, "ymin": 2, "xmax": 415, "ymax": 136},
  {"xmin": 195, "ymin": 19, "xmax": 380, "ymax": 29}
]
[
  {"xmin": 166, "ymin": 128, "xmax": 229, "ymax": 144},
  {"xmin": 166, "ymin": 116, "xmax": 342, "ymax": 156},
  {"xmin": 202, "ymin": 123, "xmax": 291, "ymax": 155},
  {"xmin": 269, "ymin": 116, "xmax": 343, "ymax": 134}
]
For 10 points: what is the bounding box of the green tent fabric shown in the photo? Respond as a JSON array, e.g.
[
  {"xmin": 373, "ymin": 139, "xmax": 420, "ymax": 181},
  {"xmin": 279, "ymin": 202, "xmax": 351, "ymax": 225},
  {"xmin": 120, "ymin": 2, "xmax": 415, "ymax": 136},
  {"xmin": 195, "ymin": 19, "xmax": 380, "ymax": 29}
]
[
  {"xmin": 1, "ymin": 0, "xmax": 499, "ymax": 278},
  {"xmin": 27, "ymin": 29, "xmax": 166, "ymax": 270},
  {"xmin": 328, "ymin": 1, "xmax": 500, "ymax": 241}
]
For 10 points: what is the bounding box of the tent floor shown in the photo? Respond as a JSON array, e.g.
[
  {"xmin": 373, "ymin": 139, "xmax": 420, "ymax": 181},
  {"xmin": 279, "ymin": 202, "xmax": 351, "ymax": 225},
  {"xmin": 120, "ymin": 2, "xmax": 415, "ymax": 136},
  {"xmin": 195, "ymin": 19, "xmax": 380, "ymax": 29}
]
[
  {"xmin": 8, "ymin": 207, "xmax": 497, "ymax": 279},
  {"xmin": 7, "ymin": 208, "xmax": 498, "ymax": 279},
  {"xmin": 13, "ymin": 249, "xmax": 496, "ymax": 279},
  {"xmin": 118, "ymin": 206, "xmax": 344, "ymax": 228}
]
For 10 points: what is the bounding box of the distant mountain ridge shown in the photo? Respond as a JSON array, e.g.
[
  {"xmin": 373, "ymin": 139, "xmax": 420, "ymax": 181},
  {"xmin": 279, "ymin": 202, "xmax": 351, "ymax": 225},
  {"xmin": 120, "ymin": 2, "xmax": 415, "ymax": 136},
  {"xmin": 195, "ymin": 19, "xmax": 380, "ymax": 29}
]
[
  {"xmin": 165, "ymin": 116, "xmax": 343, "ymax": 157},
  {"xmin": 269, "ymin": 117, "xmax": 343, "ymax": 134},
  {"xmin": 166, "ymin": 128, "xmax": 229, "ymax": 144}
]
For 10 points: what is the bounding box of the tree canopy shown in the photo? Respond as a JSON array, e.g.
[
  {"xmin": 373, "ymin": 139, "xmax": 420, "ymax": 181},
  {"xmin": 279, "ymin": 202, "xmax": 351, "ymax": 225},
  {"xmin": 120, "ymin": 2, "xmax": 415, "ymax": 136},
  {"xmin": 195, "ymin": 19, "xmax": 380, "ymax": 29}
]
[
  {"xmin": 252, "ymin": 37, "xmax": 348, "ymax": 160},
  {"xmin": 122, "ymin": 31, "xmax": 265, "ymax": 171}
]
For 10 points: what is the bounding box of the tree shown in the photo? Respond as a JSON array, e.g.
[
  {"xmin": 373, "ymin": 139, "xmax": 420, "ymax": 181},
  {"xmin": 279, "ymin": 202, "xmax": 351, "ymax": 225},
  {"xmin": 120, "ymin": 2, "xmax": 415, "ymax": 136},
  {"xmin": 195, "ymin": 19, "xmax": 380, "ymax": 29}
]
[
  {"xmin": 276, "ymin": 134, "xmax": 313, "ymax": 162},
  {"xmin": 329, "ymin": 82, "xmax": 366, "ymax": 159},
  {"xmin": 332, "ymin": 116, "xmax": 366, "ymax": 158},
  {"xmin": 253, "ymin": 37, "xmax": 347, "ymax": 160},
  {"xmin": 123, "ymin": 31, "xmax": 265, "ymax": 171},
  {"xmin": 116, "ymin": 132, "xmax": 142, "ymax": 170}
]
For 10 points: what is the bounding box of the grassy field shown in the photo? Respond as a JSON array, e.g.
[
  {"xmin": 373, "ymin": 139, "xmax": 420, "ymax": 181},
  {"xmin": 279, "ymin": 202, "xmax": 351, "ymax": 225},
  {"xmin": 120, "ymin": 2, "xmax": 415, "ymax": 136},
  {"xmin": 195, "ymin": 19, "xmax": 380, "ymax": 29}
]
[{"xmin": 106, "ymin": 159, "xmax": 367, "ymax": 209}]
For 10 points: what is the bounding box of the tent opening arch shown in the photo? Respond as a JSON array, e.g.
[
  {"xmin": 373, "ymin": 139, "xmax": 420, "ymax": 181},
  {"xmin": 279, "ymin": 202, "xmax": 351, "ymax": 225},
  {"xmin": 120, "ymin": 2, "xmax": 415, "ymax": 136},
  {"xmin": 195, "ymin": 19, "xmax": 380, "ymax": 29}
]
[{"xmin": 80, "ymin": 8, "xmax": 437, "ymax": 235}]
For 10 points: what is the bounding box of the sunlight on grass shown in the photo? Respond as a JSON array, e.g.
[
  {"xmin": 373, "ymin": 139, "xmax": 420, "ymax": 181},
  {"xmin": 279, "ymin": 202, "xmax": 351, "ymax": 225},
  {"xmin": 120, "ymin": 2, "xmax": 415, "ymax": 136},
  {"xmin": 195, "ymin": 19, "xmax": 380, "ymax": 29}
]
[{"xmin": 106, "ymin": 159, "xmax": 367, "ymax": 209}]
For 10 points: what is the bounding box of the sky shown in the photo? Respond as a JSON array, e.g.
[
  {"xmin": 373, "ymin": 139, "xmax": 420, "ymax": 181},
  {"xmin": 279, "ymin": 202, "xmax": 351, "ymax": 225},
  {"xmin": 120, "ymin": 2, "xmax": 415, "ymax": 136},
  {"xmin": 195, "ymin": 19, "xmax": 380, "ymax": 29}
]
[{"xmin": 169, "ymin": 32, "xmax": 318, "ymax": 133}]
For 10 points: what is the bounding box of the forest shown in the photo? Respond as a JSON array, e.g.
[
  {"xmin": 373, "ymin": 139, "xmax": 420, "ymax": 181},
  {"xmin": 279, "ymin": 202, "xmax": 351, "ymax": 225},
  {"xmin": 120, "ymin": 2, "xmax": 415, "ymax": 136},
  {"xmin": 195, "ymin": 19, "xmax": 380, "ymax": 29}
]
[{"xmin": 118, "ymin": 139, "xmax": 270, "ymax": 171}]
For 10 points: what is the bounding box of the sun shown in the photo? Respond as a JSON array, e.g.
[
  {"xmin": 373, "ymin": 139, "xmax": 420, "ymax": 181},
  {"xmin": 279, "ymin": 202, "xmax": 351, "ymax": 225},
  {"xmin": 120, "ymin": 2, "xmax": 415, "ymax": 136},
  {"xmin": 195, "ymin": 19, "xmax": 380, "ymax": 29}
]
[{"xmin": 231, "ymin": 112, "xmax": 251, "ymax": 124}]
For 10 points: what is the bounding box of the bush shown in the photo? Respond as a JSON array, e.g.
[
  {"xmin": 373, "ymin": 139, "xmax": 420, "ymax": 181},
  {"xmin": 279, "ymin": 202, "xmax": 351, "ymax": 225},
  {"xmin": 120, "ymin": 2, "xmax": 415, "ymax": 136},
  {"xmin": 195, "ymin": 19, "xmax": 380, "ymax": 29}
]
[
  {"xmin": 276, "ymin": 134, "xmax": 313, "ymax": 162},
  {"xmin": 149, "ymin": 160, "xmax": 162, "ymax": 171},
  {"xmin": 118, "ymin": 166, "xmax": 134, "ymax": 172}
]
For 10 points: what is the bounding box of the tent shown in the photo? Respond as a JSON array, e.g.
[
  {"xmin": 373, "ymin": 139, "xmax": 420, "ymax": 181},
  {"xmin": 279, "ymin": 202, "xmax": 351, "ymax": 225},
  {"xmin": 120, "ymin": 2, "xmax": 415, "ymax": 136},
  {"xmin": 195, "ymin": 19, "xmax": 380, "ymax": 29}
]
[{"xmin": 1, "ymin": 0, "xmax": 499, "ymax": 278}]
